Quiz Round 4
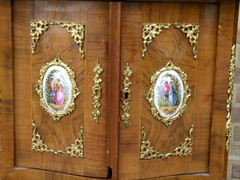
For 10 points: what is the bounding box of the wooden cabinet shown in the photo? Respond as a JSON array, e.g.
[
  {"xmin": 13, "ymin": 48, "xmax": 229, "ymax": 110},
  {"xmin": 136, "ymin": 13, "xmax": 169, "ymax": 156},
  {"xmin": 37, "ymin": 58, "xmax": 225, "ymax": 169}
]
[
  {"xmin": 13, "ymin": 1, "xmax": 109, "ymax": 178},
  {"xmin": 0, "ymin": 0, "xmax": 238, "ymax": 180},
  {"xmin": 118, "ymin": 2, "xmax": 224, "ymax": 179}
]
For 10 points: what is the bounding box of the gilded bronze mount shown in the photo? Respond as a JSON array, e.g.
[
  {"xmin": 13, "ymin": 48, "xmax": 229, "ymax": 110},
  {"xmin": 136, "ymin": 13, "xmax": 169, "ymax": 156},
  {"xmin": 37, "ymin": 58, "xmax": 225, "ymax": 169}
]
[
  {"xmin": 142, "ymin": 23, "xmax": 200, "ymax": 59},
  {"xmin": 35, "ymin": 57, "xmax": 80, "ymax": 121},
  {"xmin": 32, "ymin": 120, "xmax": 84, "ymax": 157},
  {"xmin": 145, "ymin": 61, "xmax": 191, "ymax": 126},
  {"xmin": 140, "ymin": 125, "xmax": 194, "ymax": 159},
  {"xmin": 30, "ymin": 21, "xmax": 85, "ymax": 58},
  {"xmin": 226, "ymin": 45, "xmax": 236, "ymax": 151}
]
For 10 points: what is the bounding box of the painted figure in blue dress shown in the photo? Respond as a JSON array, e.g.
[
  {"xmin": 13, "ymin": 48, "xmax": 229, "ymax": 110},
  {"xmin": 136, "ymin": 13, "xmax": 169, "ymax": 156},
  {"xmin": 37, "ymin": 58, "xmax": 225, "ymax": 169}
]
[{"xmin": 169, "ymin": 81, "xmax": 178, "ymax": 107}]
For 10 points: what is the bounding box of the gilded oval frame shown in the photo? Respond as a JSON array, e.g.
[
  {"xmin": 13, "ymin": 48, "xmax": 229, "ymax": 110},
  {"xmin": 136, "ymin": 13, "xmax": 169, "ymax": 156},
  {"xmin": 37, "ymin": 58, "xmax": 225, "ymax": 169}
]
[
  {"xmin": 145, "ymin": 61, "xmax": 191, "ymax": 126},
  {"xmin": 35, "ymin": 57, "xmax": 80, "ymax": 121}
]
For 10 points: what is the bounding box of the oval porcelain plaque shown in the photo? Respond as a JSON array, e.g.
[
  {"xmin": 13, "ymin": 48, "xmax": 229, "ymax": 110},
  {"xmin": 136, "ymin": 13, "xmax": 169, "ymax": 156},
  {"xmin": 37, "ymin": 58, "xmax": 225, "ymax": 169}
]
[
  {"xmin": 42, "ymin": 65, "xmax": 73, "ymax": 114},
  {"xmin": 153, "ymin": 70, "xmax": 184, "ymax": 118},
  {"xmin": 36, "ymin": 57, "xmax": 80, "ymax": 121},
  {"xmin": 145, "ymin": 61, "xmax": 191, "ymax": 126}
]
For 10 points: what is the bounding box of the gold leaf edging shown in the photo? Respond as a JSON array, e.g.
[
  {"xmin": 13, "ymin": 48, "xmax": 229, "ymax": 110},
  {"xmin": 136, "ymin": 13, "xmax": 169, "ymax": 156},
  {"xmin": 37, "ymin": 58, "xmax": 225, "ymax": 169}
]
[
  {"xmin": 121, "ymin": 63, "xmax": 133, "ymax": 127},
  {"xmin": 32, "ymin": 120, "xmax": 84, "ymax": 158},
  {"xmin": 226, "ymin": 45, "xmax": 236, "ymax": 151},
  {"xmin": 145, "ymin": 61, "xmax": 191, "ymax": 126},
  {"xmin": 92, "ymin": 61, "xmax": 104, "ymax": 123},
  {"xmin": 35, "ymin": 57, "xmax": 80, "ymax": 121},
  {"xmin": 30, "ymin": 21, "xmax": 85, "ymax": 58},
  {"xmin": 140, "ymin": 125, "xmax": 194, "ymax": 159}
]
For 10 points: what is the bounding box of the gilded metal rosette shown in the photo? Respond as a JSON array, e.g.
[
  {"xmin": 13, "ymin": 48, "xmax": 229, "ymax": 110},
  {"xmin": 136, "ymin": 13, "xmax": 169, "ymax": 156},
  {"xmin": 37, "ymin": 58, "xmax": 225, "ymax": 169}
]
[
  {"xmin": 174, "ymin": 23, "xmax": 200, "ymax": 59},
  {"xmin": 142, "ymin": 24, "xmax": 171, "ymax": 58},
  {"xmin": 226, "ymin": 45, "xmax": 236, "ymax": 151},
  {"xmin": 145, "ymin": 61, "xmax": 191, "ymax": 126},
  {"xmin": 121, "ymin": 63, "xmax": 133, "ymax": 127},
  {"xmin": 140, "ymin": 125, "xmax": 194, "ymax": 159},
  {"xmin": 35, "ymin": 57, "xmax": 80, "ymax": 121},
  {"xmin": 30, "ymin": 21, "xmax": 85, "ymax": 58},
  {"xmin": 92, "ymin": 61, "xmax": 104, "ymax": 123},
  {"xmin": 32, "ymin": 120, "xmax": 84, "ymax": 157}
]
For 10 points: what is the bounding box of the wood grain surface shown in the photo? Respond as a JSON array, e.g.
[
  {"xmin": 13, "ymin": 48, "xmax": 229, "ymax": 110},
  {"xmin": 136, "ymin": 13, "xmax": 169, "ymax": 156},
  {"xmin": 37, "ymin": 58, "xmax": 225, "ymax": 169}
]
[
  {"xmin": 13, "ymin": 0, "xmax": 109, "ymax": 178},
  {"xmin": 0, "ymin": 0, "xmax": 14, "ymax": 171},
  {"xmin": 209, "ymin": 0, "xmax": 238, "ymax": 179},
  {"xmin": 0, "ymin": 0, "xmax": 238, "ymax": 179},
  {"xmin": 108, "ymin": 2, "xmax": 122, "ymax": 180},
  {"xmin": 13, "ymin": 169, "xmax": 110, "ymax": 180},
  {"xmin": 118, "ymin": 1, "xmax": 235, "ymax": 179}
]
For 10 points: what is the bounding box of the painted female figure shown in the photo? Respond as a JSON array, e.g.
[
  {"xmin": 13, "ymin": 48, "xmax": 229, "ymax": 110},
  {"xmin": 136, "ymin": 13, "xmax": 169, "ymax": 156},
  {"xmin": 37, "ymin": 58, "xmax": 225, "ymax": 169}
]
[
  {"xmin": 162, "ymin": 81, "xmax": 170, "ymax": 98},
  {"xmin": 161, "ymin": 81, "xmax": 170, "ymax": 105},
  {"xmin": 54, "ymin": 78, "xmax": 65, "ymax": 105},
  {"xmin": 169, "ymin": 81, "xmax": 178, "ymax": 107}
]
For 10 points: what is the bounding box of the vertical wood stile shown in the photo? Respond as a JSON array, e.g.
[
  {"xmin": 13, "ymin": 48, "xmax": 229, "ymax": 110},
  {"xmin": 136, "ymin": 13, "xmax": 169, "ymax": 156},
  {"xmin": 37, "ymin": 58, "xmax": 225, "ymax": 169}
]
[
  {"xmin": 0, "ymin": 0, "xmax": 14, "ymax": 175},
  {"xmin": 209, "ymin": 0, "xmax": 238, "ymax": 179},
  {"xmin": 108, "ymin": 2, "xmax": 122, "ymax": 180}
]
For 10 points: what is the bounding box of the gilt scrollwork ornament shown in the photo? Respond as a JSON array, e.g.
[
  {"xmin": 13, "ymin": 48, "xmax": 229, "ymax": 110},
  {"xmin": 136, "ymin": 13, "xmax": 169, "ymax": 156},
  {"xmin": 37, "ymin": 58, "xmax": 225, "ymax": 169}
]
[
  {"xmin": 226, "ymin": 45, "xmax": 236, "ymax": 151},
  {"xmin": 174, "ymin": 23, "xmax": 200, "ymax": 59},
  {"xmin": 140, "ymin": 125, "xmax": 194, "ymax": 159},
  {"xmin": 35, "ymin": 57, "xmax": 80, "ymax": 121},
  {"xmin": 92, "ymin": 61, "xmax": 104, "ymax": 123},
  {"xmin": 142, "ymin": 24, "xmax": 171, "ymax": 58},
  {"xmin": 32, "ymin": 120, "xmax": 53, "ymax": 154},
  {"xmin": 145, "ymin": 61, "xmax": 191, "ymax": 126},
  {"xmin": 32, "ymin": 120, "xmax": 84, "ymax": 157},
  {"xmin": 30, "ymin": 21, "xmax": 85, "ymax": 58},
  {"xmin": 30, "ymin": 21, "xmax": 50, "ymax": 54},
  {"xmin": 121, "ymin": 63, "xmax": 133, "ymax": 127}
]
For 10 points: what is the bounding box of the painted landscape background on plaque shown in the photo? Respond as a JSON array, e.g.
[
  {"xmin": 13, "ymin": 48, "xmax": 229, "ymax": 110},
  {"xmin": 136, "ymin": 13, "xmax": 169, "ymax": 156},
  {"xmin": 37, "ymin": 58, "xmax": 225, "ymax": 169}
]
[
  {"xmin": 153, "ymin": 70, "xmax": 184, "ymax": 118},
  {"xmin": 42, "ymin": 65, "xmax": 72, "ymax": 114}
]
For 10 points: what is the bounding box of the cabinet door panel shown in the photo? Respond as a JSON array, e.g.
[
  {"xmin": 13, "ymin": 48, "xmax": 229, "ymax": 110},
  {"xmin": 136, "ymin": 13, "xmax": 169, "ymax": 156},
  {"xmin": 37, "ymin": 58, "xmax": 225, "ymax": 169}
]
[
  {"xmin": 119, "ymin": 2, "xmax": 233, "ymax": 179},
  {"xmin": 13, "ymin": 1, "xmax": 109, "ymax": 178}
]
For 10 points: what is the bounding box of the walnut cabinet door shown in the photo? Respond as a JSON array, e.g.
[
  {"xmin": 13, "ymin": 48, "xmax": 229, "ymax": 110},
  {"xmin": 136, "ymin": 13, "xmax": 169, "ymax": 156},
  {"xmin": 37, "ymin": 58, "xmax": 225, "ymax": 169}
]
[
  {"xmin": 1, "ymin": 0, "xmax": 110, "ymax": 179},
  {"xmin": 0, "ymin": 0, "xmax": 238, "ymax": 180},
  {"xmin": 115, "ymin": 1, "xmax": 238, "ymax": 180}
]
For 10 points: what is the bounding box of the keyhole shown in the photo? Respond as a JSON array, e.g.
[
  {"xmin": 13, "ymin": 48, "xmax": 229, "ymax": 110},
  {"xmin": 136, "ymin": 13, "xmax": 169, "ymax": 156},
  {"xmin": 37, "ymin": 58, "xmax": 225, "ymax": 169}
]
[
  {"xmin": 124, "ymin": 92, "xmax": 129, "ymax": 100},
  {"xmin": 95, "ymin": 89, "xmax": 99, "ymax": 95}
]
